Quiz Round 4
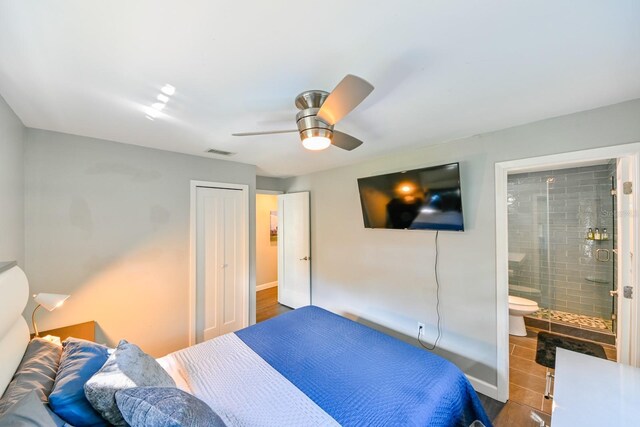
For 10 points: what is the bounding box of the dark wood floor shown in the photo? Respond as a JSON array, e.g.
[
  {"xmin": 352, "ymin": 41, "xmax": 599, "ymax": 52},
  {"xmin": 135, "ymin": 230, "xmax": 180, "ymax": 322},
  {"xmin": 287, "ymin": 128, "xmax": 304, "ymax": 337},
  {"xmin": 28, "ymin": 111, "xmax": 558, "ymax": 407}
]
[{"xmin": 256, "ymin": 286, "xmax": 292, "ymax": 323}]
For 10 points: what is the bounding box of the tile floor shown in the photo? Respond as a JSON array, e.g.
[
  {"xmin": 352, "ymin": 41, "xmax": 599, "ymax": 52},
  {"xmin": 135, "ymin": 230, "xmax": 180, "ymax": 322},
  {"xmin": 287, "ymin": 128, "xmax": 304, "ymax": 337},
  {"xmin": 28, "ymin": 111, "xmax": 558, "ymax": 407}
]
[
  {"xmin": 529, "ymin": 308, "xmax": 613, "ymax": 332},
  {"xmin": 508, "ymin": 327, "xmax": 616, "ymax": 423}
]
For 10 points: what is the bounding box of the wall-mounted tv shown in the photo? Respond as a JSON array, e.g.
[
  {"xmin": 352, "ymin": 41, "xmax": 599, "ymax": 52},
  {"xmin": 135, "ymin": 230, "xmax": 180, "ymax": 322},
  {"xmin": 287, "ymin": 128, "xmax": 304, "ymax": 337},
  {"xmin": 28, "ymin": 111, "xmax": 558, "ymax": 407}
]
[{"xmin": 357, "ymin": 162, "xmax": 464, "ymax": 231}]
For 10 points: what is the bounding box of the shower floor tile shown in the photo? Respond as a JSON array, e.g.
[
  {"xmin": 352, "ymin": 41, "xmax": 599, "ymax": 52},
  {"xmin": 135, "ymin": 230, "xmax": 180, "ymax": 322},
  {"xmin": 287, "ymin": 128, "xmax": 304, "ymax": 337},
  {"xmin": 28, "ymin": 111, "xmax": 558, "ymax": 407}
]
[{"xmin": 529, "ymin": 308, "xmax": 613, "ymax": 332}]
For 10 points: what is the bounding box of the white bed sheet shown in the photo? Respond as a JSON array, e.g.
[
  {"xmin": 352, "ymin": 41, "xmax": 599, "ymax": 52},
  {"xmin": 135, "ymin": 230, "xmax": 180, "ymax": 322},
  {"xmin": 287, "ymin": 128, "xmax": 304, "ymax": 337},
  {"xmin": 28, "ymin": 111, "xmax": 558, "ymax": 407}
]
[{"xmin": 157, "ymin": 333, "xmax": 338, "ymax": 427}]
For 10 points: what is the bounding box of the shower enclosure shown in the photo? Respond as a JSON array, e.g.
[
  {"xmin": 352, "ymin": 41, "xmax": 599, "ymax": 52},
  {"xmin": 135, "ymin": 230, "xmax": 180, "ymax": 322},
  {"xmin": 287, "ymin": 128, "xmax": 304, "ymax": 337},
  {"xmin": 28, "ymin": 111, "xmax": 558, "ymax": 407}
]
[{"xmin": 507, "ymin": 162, "xmax": 617, "ymax": 345}]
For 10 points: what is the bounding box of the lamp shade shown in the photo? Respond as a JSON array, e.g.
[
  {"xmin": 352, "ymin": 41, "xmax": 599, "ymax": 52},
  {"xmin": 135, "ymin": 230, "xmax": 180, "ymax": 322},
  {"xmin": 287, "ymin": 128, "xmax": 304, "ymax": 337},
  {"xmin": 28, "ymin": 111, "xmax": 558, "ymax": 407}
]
[{"xmin": 33, "ymin": 293, "xmax": 70, "ymax": 311}]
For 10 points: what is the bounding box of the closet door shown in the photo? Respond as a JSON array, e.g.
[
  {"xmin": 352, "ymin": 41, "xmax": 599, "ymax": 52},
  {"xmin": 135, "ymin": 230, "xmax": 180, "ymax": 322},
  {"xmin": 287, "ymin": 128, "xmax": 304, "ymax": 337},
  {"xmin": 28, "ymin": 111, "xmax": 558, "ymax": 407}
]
[{"xmin": 195, "ymin": 186, "xmax": 245, "ymax": 342}]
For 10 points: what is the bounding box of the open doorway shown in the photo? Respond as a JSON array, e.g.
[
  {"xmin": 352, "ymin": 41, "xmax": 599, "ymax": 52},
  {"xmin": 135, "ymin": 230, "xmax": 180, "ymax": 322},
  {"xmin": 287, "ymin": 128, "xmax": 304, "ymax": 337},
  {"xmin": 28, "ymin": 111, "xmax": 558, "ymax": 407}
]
[
  {"xmin": 495, "ymin": 142, "xmax": 640, "ymax": 412},
  {"xmin": 505, "ymin": 161, "xmax": 617, "ymax": 418},
  {"xmin": 256, "ymin": 191, "xmax": 291, "ymax": 322}
]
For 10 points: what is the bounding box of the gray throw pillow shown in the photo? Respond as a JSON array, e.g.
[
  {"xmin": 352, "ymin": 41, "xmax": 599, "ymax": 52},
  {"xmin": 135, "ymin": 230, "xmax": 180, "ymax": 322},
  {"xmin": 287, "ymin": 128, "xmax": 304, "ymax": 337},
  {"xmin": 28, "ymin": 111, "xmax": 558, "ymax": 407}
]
[
  {"xmin": 115, "ymin": 387, "xmax": 224, "ymax": 427},
  {"xmin": 0, "ymin": 390, "xmax": 59, "ymax": 427},
  {"xmin": 84, "ymin": 340, "xmax": 175, "ymax": 425},
  {"xmin": 0, "ymin": 338, "xmax": 62, "ymax": 416}
]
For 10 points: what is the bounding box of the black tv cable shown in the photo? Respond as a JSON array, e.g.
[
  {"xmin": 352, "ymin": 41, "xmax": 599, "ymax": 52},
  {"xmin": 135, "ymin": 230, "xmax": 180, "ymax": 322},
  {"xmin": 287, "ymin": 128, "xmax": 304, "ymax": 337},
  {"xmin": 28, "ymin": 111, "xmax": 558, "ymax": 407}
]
[{"xmin": 418, "ymin": 230, "xmax": 442, "ymax": 351}]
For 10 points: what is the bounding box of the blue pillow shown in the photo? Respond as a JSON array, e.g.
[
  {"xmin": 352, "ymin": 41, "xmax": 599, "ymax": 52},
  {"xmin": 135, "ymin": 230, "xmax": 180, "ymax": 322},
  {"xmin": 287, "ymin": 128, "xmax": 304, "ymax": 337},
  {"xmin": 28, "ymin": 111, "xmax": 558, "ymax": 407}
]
[
  {"xmin": 115, "ymin": 387, "xmax": 225, "ymax": 427},
  {"xmin": 48, "ymin": 338, "xmax": 109, "ymax": 426}
]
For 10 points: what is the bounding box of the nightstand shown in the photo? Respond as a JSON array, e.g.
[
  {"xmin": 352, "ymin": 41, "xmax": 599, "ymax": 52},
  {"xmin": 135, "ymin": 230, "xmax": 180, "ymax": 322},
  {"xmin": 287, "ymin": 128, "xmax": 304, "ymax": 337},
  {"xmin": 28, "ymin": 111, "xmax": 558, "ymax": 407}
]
[{"xmin": 30, "ymin": 320, "xmax": 96, "ymax": 342}]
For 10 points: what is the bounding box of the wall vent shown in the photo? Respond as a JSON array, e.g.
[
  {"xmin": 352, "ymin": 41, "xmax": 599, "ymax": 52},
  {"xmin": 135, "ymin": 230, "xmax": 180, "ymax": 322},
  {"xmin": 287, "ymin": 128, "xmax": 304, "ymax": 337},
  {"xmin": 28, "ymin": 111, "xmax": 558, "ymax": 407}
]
[{"xmin": 206, "ymin": 148, "xmax": 235, "ymax": 156}]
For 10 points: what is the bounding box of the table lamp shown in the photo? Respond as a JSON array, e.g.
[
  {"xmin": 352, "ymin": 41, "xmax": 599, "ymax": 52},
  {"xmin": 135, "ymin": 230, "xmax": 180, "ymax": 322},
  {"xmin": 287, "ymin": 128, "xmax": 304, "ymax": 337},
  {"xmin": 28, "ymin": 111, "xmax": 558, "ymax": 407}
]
[{"xmin": 31, "ymin": 293, "xmax": 70, "ymax": 337}]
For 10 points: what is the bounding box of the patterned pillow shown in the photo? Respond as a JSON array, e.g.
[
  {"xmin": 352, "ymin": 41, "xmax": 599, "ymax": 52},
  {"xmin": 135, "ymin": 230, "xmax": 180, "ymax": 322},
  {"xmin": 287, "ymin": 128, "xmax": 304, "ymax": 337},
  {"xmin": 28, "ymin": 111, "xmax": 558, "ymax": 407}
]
[
  {"xmin": 84, "ymin": 340, "xmax": 175, "ymax": 425},
  {"xmin": 115, "ymin": 387, "xmax": 224, "ymax": 427}
]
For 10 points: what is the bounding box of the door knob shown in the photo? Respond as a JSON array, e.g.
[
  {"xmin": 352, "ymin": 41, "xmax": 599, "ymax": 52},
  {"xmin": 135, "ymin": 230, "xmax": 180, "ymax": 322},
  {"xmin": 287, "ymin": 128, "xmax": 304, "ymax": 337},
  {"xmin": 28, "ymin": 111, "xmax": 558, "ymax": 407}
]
[{"xmin": 299, "ymin": 256, "xmax": 309, "ymax": 261}]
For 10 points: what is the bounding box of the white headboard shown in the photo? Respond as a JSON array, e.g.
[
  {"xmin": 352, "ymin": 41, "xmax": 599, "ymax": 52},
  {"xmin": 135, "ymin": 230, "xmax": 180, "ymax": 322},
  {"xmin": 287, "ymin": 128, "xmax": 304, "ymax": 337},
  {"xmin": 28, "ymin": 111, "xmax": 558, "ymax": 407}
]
[{"xmin": 0, "ymin": 263, "xmax": 30, "ymax": 397}]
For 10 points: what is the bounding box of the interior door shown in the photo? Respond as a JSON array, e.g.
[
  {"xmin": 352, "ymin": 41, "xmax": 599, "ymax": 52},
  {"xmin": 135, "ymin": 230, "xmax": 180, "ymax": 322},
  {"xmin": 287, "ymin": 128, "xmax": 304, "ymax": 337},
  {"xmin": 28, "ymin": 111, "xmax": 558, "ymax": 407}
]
[
  {"xmin": 278, "ymin": 192, "xmax": 311, "ymax": 308},
  {"xmin": 196, "ymin": 186, "xmax": 246, "ymax": 343}
]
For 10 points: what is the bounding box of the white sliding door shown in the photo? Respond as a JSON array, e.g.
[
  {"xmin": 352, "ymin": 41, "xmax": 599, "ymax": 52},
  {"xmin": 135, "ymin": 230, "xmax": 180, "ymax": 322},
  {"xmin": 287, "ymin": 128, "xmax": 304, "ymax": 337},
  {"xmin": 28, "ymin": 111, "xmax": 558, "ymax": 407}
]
[
  {"xmin": 278, "ymin": 192, "xmax": 311, "ymax": 309},
  {"xmin": 195, "ymin": 186, "xmax": 247, "ymax": 343}
]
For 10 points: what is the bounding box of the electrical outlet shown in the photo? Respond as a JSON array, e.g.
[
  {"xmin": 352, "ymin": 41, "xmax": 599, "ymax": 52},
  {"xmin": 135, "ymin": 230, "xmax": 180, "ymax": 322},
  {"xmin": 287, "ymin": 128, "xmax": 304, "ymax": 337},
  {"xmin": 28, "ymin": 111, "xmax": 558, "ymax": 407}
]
[{"xmin": 417, "ymin": 322, "xmax": 425, "ymax": 336}]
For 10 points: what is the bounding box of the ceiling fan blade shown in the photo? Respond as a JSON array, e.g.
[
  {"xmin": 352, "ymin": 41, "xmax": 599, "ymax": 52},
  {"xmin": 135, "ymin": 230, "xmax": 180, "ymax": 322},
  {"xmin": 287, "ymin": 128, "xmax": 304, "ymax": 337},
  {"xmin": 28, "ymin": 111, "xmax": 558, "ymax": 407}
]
[
  {"xmin": 231, "ymin": 129, "xmax": 298, "ymax": 137},
  {"xmin": 316, "ymin": 74, "xmax": 374, "ymax": 125},
  {"xmin": 332, "ymin": 131, "xmax": 364, "ymax": 151}
]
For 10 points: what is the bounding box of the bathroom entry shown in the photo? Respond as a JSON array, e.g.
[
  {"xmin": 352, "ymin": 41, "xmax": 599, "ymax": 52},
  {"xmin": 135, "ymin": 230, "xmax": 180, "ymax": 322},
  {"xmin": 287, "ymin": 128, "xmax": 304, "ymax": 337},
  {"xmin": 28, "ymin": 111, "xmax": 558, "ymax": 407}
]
[
  {"xmin": 504, "ymin": 162, "xmax": 620, "ymax": 418},
  {"xmin": 495, "ymin": 144, "xmax": 640, "ymax": 405}
]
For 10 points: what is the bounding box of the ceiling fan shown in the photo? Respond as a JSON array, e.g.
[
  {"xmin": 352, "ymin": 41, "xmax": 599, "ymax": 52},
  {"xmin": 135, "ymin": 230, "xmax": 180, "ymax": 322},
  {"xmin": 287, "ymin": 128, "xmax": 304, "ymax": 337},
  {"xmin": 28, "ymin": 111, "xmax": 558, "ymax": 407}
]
[{"xmin": 232, "ymin": 74, "xmax": 374, "ymax": 151}]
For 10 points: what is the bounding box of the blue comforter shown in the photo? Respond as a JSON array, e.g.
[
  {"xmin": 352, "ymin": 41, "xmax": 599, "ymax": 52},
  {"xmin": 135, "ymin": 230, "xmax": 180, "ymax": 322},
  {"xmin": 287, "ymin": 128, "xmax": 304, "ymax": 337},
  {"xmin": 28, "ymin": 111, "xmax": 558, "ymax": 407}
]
[{"xmin": 236, "ymin": 306, "xmax": 492, "ymax": 427}]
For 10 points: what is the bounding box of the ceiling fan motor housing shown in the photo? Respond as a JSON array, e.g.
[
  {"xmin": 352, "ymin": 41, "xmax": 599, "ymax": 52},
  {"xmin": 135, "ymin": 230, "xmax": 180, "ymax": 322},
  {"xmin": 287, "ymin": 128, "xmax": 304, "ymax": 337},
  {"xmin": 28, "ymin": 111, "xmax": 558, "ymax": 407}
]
[
  {"xmin": 295, "ymin": 90, "xmax": 329, "ymax": 109},
  {"xmin": 295, "ymin": 90, "xmax": 333, "ymax": 140},
  {"xmin": 296, "ymin": 107, "xmax": 333, "ymax": 140}
]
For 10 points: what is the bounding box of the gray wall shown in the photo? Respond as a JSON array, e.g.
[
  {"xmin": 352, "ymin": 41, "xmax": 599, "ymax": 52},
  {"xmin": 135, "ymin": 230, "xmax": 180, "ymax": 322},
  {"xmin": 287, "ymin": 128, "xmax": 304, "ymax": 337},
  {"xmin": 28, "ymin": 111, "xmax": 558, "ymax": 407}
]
[
  {"xmin": 24, "ymin": 129, "xmax": 257, "ymax": 357},
  {"xmin": 0, "ymin": 95, "xmax": 25, "ymax": 266},
  {"xmin": 508, "ymin": 165, "xmax": 615, "ymax": 320},
  {"xmin": 285, "ymin": 99, "xmax": 640, "ymax": 387},
  {"xmin": 256, "ymin": 175, "xmax": 287, "ymax": 192}
]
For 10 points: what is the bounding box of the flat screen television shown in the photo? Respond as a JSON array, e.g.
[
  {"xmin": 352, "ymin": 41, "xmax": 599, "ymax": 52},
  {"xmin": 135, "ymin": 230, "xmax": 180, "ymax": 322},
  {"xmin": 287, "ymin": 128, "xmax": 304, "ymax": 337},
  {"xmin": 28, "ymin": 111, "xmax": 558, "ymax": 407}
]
[{"xmin": 357, "ymin": 162, "xmax": 464, "ymax": 231}]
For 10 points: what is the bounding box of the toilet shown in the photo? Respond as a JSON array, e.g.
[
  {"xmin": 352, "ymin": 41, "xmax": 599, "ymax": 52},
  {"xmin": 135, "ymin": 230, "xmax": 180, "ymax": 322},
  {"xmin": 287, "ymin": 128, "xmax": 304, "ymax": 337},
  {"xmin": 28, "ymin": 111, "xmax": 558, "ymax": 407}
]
[{"xmin": 508, "ymin": 295, "xmax": 539, "ymax": 336}]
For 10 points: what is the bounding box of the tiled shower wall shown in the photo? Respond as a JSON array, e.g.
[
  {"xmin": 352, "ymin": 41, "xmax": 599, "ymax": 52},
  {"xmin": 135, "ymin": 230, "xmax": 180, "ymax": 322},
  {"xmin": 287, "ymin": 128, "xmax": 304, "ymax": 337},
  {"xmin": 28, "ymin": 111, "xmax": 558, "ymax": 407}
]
[{"xmin": 507, "ymin": 163, "xmax": 615, "ymax": 319}]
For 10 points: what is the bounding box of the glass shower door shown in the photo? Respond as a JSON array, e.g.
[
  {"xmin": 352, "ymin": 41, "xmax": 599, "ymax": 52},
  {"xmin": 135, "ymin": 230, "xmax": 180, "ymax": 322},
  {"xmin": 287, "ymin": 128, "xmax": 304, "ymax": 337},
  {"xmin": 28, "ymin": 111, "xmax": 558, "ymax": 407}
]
[
  {"xmin": 609, "ymin": 176, "xmax": 617, "ymax": 336},
  {"xmin": 507, "ymin": 173, "xmax": 549, "ymax": 326}
]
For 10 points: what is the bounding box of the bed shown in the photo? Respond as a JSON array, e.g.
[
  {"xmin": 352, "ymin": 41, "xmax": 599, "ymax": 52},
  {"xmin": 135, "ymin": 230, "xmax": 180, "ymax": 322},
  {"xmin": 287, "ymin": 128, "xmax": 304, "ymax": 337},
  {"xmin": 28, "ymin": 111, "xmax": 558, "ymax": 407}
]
[{"xmin": 1, "ymin": 264, "xmax": 491, "ymax": 426}]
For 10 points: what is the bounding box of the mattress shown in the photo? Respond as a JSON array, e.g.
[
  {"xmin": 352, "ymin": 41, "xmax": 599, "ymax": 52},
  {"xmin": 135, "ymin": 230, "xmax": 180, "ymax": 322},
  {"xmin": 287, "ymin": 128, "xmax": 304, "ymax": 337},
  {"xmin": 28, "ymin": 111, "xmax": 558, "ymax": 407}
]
[{"xmin": 160, "ymin": 306, "xmax": 491, "ymax": 427}]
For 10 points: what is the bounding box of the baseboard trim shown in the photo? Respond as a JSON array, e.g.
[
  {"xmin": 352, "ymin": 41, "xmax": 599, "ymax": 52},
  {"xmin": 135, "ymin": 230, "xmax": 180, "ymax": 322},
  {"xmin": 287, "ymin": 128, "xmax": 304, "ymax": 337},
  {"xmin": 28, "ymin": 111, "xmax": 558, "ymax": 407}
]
[
  {"xmin": 466, "ymin": 374, "xmax": 500, "ymax": 401},
  {"xmin": 256, "ymin": 281, "xmax": 278, "ymax": 291}
]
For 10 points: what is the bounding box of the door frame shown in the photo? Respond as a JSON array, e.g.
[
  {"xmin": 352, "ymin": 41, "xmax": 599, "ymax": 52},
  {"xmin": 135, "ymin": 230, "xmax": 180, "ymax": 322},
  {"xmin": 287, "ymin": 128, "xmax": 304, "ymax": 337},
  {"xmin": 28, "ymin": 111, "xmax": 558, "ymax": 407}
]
[
  {"xmin": 494, "ymin": 142, "xmax": 640, "ymax": 402},
  {"xmin": 189, "ymin": 180, "xmax": 250, "ymax": 346}
]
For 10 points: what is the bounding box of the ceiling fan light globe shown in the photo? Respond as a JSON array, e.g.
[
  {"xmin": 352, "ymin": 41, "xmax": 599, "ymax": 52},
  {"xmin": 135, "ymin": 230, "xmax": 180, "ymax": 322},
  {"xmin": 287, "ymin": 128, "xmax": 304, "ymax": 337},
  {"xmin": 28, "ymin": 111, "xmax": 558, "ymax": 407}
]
[{"xmin": 302, "ymin": 136, "xmax": 331, "ymax": 151}]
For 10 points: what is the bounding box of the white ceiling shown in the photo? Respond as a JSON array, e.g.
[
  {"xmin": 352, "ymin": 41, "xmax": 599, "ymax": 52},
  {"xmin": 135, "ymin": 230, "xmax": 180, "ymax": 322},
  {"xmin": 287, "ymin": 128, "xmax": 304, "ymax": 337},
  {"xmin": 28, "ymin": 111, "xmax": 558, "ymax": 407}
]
[{"xmin": 1, "ymin": 1, "xmax": 639, "ymax": 177}]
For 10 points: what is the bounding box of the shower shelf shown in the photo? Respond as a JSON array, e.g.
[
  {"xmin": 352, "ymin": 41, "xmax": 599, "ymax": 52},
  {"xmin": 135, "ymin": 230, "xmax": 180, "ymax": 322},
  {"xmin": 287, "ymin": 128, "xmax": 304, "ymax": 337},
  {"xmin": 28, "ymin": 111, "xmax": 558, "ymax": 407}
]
[
  {"xmin": 586, "ymin": 237, "xmax": 609, "ymax": 241},
  {"xmin": 585, "ymin": 276, "xmax": 610, "ymax": 284}
]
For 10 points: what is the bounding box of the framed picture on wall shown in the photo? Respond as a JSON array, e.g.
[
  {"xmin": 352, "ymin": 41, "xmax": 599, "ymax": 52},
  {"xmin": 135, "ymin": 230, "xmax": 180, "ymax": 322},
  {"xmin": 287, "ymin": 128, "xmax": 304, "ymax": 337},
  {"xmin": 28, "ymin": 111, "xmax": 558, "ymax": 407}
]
[{"xmin": 270, "ymin": 210, "xmax": 278, "ymax": 242}]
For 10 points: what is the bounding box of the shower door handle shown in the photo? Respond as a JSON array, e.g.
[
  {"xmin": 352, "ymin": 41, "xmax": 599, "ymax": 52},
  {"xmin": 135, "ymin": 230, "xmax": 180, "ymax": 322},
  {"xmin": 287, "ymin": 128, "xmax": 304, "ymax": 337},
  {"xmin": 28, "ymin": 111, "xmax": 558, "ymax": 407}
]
[{"xmin": 596, "ymin": 249, "xmax": 610, "ymax": 262}]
